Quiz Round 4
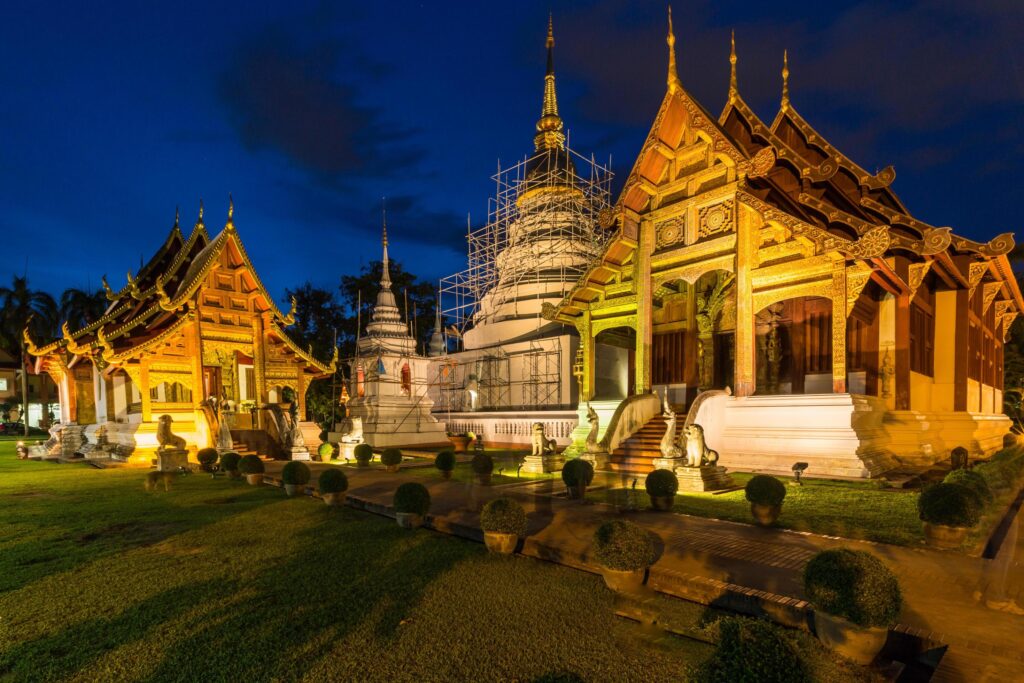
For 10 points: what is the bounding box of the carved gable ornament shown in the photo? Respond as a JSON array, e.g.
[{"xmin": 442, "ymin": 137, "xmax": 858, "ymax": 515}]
[
  {"xmin": 907, "ymin": 262, "xmax": 932, "ymax": 299},
  {"xmin": 698, "ymin": 201, "xmax": 734, "ymax": 240},
  {"xmin": 968, "ymin": 262, "xmax": 988, "ymax": 298},
  {"xmin": 656, "ymin": 217, "xmax": 685, "ymax": 249},
  {"xmin": 981, "ymin": 282, "xmax": 1001, "ymax": 315}
]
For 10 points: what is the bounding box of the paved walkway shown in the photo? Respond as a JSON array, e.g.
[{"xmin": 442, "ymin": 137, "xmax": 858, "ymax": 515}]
[{"xmin": 264, "ymin": 462, "xmax": 1024, "ymax": 682}]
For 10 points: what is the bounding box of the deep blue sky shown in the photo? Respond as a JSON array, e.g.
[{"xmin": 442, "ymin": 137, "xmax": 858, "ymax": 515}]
[{"xmin": 2, "ymin": 1, "xmax": 1022, "ymax": 304}]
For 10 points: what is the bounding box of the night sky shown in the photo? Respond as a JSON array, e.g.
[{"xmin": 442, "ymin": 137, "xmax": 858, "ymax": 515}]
[{"xmin": 2, "ymin": 1, "xmax": 1022, "ymax": 304}]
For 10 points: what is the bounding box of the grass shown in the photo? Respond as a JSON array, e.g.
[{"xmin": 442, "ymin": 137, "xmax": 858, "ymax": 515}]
[
  {"xmin": 589, "ymin": 473, "xmax": 924, "ymax": 547},
  {"xmin": 0, "ymin": 443, "xmax": 713, "ymax": 682}
]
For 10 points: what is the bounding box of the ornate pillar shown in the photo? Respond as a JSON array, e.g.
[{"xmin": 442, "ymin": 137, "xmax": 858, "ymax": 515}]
[
  {"xmin": 295, "ymin": 364, "xmax": 306, "ymax": 419},
  {"xmin": 831, "ymin": 260, "xmax": 847, "ymax": 393},
  {"xmin": 734, "ymin": 204, "xmax": 758, "ymax": 397},
  {"xmin": 634, "ymin": 219, "xmax": 654, "ymax": 394},
  {"xmin": 252, "ymin": 314, "xmax": 267, "ymax": 404},
  {"xmin": 140, "ymin": 361, "xmax": 152, "ymax": 423},
  {"xmin": 893, "ymin": 257, "xmax": 911, "ymax": 410},
  {"xmin": 953, "ymin": 288, "xmax": 970, "ymax": 411},
  {"xmin": 576, "ymin": 310, "xmax": 594, "ymax": 402}
]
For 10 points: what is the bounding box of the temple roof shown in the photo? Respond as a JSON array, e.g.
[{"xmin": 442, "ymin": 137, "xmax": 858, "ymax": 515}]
[{"xmin": 26, "ymin": 202, "xmax": 333, "ymax": 375}]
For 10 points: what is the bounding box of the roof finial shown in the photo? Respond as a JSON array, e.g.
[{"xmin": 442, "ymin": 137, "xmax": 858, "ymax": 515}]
[
  {"xmin": 197, "ymin": 199, "xmax": 204, "ymax": 225},
  {"xmin": 729, "ymin": 30, "xmax": 738, "ymax": 102},
  {"xmin": 380, "ymin": 197, "xmax": 392, "ymax": 290},
  {"xmin": 534, "ymin": 13, "xmax": 565, "ymax": 151},
  {"xmin": 667, "ymin": 6, "xmax": 681, "ymax": 93},
  {"xmin": 174, "ymin": 205, "xmax": 180, "ymax": 229},
  {"xmin": 781, "ymin": 49, "xmax": 790, "ymax": 109},
  {"xmin": 226, "ymin": 193, "xmax": 235, "ymax": 230}
]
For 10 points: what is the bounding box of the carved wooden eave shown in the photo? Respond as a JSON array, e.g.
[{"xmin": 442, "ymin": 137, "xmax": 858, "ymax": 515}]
[
  {"xmin": 949, "ymin": 232, "xmax": 1014, "ymax": 258},
  {"xmin": 798, "ymin": 193, "xmax": 879, "ymax": 236}
]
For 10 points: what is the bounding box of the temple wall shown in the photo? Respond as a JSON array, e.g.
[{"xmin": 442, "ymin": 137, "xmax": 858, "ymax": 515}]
[
  {"xmin": 445, "ymin": 410, "xmax": 578, "ymax": 448},
  {"xmin": 910, "ymin": 371, "xmax": 933, "ymax": 412}
]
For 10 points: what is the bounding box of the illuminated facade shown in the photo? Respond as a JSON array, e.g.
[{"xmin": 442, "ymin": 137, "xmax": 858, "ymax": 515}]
[
  {"xmin": 546, "ymin": 17, "xmax": 1023, "ymax": 477},
  {"xmin": 25, "ymin": 203, "xmax": 334, "ymax": 461}
]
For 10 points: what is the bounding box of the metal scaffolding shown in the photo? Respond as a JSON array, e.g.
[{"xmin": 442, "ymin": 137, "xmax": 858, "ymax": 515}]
[{"xmin": 439, "ymin": 144, "xmax": 613, "ymax": 333}]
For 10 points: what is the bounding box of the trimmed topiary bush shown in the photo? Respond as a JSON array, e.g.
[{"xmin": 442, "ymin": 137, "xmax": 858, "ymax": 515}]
[
  {"xmin": 381, "ymin": 448, "xmax": 403, "ymax": 467},
  {"xmin": 317, "ymin": 442, "xmax": 334, "ymax": 460},
  {"xmin": 480, "ymin": 497, "xmax": 528, "ymax": 537},
  {"xmin": 645, "ymin": 469, "xmax": 679, "ymax": 498},
  {"xmin": 218, "ymin": 451, "xmax": 240, "ymax": 472},
  {"xmin": 435, "ymin": 450, "xmax": 456, "ymax": 472},
  {"xmin": 197, "ymin": 448, "xmax": 218, "ymax": 471},
  {"xmin": 394, "ymin": 482, "xmax": 431, "ymax": 515},
  {"xmin": 282, "ymin": 461, "xmax": 311, "ymax": 486},
  {"xmin": 592, "ymin": 520, "xmax": 655, "ymax": 572},
  {"xmin": 803, "ymin": 549, "xmax": 902, "ymax": 628},
  {"xmin": 561, "ymin": 458, "xmax": 595, "ymax": 488},
  {"xmin": 353, "ymin": 443, "xmax": 373, "ymax": 465},
  {"xmin": 944, "ymin": 468, "xmax": 993, "ymax": 505},
  {"xmin": 239, "ymin": 454, "xmax": 265, "ymax": 475},
  {"xmin": 471, "ymin": 453, "xmax": 494, "ymax": 475},
  {"xmin": 318, "ymin": 429, "xmax": 329, "ymax": 443},
  {"xmin": 318, "ymin": 468, "xmax": 348, "ymax": 494},
  {"xmin": 688, "ymin": 617, "xmax": 809, "ymax": 683},
  {"xmin": 975, "ymin": 461, "xmax": 1013, "ymax": 492},
  {"xmin": 918, "ymin": 482, "xmax": 981, "ymax": 527},
  {"xmin": 745, "ymin": 474, "xmax": 787, "ymax": 507}
]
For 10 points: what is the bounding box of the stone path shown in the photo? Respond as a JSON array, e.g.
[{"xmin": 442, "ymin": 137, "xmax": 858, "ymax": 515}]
[{"xmin": 263, "ymin": 462, "xmax": 1024, "ymax": 682}]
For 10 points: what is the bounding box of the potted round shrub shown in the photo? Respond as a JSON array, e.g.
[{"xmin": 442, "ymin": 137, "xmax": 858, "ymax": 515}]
[
  {"xmin": 918, "ymin": 482, "xmax": 981, "ymax": 548},
  {"xmin": 281, "ymin": 461, "xmax": 311, "ymax": 497},
  {"xmin": 592, "ymin": 520, "xmax": 655, "ymax": 593},
  {"xmin": 803, "ymin": 548, "xmax": 902, "ymax": 664},
  {"xmin": 480, "ymin": 497, "xmax": 527, "ymax": 554},
  {"xmin": 353, "ymin": 443, "xmax": 373, "ymax": 467},
  {"xmin": 381, "ymin": 448, "xmax": 403, "ymax": 473},
  {"xmin": 447, "ymin": 432, "xmax": 472, "ymax": 453},
  {"xmin": 435, "ymin": 450, "xmax": 456, "ymax": 480},
  {"xmin": 561, "ymin": 458, "xmax": 594, "ymax": 500},
  {"xmin": 239, "ymin": 454, "xmax": 265, "ymax": 486},
  {"xmin": 219, "ymin": 451, "xmax": 241, "ymax": 479},
  {"xmin": 943, "ymin": 468, "xmax": 993, "ymax": 506},
  {"xmin": 394, "ymin": 482, "xmax": 431, "ymax": 529},
  {"xmin": 689, "ymin": 617, "xmax": 804, "ymax": 682},
  {"xmin": 745, "ymin": 474, "xmax": 786, "ymax": 526},
  {"xmin": 318, "ymin": 468, "xmax": 348, "ymax": 506},
  {"xmin": 471, "ymin": 453, "xmax": 494, "ymax": 485},
  {"xmin": 317, "ymin": 442, "xmax": 335, "ymax": 461},
  {"xmin": 197, "ymin": 447, "xmax": 219, "ymax": 473},
  {"xmin": 645, "ymin": 469, "xmax": 678, "ymax": 511}
]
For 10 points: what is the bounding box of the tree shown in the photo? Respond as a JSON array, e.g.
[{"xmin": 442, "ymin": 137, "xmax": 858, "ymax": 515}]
[
  {"xmin": 282, "ymin": 284, "xmax": 346, "ymax": 431},
  {"xmin": 59, "ymin": 287, "xmax": 108, "ymax": 331},
  {"xmin": 0, "ymin": 276, "xmax": 58, "ymax": 436}
]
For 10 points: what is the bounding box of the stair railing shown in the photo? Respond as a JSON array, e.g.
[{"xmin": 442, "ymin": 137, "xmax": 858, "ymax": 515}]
[{"xmin": 598, "ymin": 393, "xmax": 662, "ymax": 453}]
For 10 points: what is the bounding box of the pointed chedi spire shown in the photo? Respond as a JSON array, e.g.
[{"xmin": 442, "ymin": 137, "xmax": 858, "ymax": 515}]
[
  {"xmin": 362, "ymin": 198, "xmax": 415, "ymax": 352},
  {"xmin": 380, "ymin": 198, "xmax": 392, "ymax": 290},
  {"xmin": 428, "ymin": 290, "xmax": 445, "ymax": 356},
  {"xmin": 667, "ymin": 6, "xmax": 681, "ymax": 93},
  {"xmin": 781, "ymin": 49, "xmax": 790, "ymax": 109},
  {"xmin": 728, "ymin": 30, "xmax": 738, "ymax": 103},
  {"xmin": 534, "ymin": 13, "xmax": 565, "ymax": 151}
]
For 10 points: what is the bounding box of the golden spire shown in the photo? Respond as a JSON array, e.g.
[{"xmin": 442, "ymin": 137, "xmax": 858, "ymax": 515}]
[
  {"xmin": 728, "ymin": 30, "xmax": 738, "ymax": 102},
  {"xmin": 667, "ymin": 6, "xmax": 681, "ymax": 93},
  {"xmin": 226, "ymin": 193, "xmax": 235, "ymax": 231},
  {"xmin": 534, "ymin": 13, "xmax": 565, "ymax": 151},
  {"xmin": 781, "ymin": 49, "xmax": 790, "ymax": 109},
  {"xmin": 173, "ymin": 206, "xmax": 180, "ymax": 230}
]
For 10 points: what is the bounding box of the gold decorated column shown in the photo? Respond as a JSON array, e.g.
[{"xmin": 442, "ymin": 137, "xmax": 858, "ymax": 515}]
[
  {"xmin": 252, "ymin": 313, "xmax": 268, "ymax": 412},
  {"xmin": 830, "ymin": 259, "xmax": 847, "ymax": 393},
  {"xmin": 634, "ymin": 218, "xmax": 654, "ymax": 394},
  {"xmin": 140, "ymin": 361, "xmax": 152, "ymax": 423},
  {"xmin": 734, "ymin": 204, "xmax": 758, "ymax": 397},
  {"xmin": 576, "ymin": 310, "xmax": 595, "ymax": 401}
]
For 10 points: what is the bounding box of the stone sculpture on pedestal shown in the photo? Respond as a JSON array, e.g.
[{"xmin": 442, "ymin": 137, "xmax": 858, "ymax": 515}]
[
  {"xmin": 155, "ymin": 414, "xmax": 189, "ymax": 472},
  {"xmin": 523, "ymin": 422, "xmax": 563, "ymax": 473},
  {"xmin": 580, "ymin": 403, "xmax": 608, "ymax": 469}
]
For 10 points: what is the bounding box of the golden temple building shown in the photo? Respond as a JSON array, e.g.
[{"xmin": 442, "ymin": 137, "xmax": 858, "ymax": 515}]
[
  {"xmin": 25, "ymin": 201, "xmax": 335, "ymax": 461},
  {"xmin": 546, "ymin": 16, "xmax": 1023, "ymax": 477}
]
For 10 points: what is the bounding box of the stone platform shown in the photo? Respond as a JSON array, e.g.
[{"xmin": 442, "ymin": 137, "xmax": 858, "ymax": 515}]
[{"xmin": 672, "ymin": 465, "xmax": 734, "ymax": 492}]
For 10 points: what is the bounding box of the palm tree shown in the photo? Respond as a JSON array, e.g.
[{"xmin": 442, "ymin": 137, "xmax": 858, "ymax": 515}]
[
  {"xmin": 60, "ymin": 287, "xmax": 108, "ymax": 331},
  {"xmin": 0, "ymin": 276, "xmax": 57, "ymax": 436}
]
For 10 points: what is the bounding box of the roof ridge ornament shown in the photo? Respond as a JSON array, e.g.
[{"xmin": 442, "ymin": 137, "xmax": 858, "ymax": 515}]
[
  {"xmin": 101, "ymin": 274, "xmax": 117, "ymax": 301},
  {"xmin": 226, "ymin": 194, "xmax": 235, "ymax": 231},
  {"xmin": 781, "ymin": 49, "xmax": 790, "ymax": 110},
  {"xmin": 728, "ymin": 30, "xmax": 738, "ymax": 103},
  {"xmin": 534, "ymin": 13, "xmax": 565, "ymax": 151},
  {"xmin": 667, "ymin": 6, "xmax": 681, "ymax": 93}
]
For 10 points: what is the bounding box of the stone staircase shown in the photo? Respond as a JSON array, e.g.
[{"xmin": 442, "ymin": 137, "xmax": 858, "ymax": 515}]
[{"xmin": 609, "ymin": 413, "xmax": 671, "ymax": 475}]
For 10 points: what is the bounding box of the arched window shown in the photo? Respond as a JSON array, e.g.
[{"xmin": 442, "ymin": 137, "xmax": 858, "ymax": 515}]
[{"xmin": 401, "ymin": 363, "xmax": 412, "ymax": 396}]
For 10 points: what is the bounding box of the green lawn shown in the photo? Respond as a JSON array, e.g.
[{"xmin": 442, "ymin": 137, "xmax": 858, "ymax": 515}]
[
  {"xmin": 589, "ymin": 473, "xmax": 924, "ymax": 547},
  {"xmin": 0, "ymin": 446, "xmax": 710, "ymax": 682}
]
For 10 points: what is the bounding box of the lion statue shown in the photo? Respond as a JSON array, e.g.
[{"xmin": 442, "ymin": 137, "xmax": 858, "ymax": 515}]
[
  {"xmin": 157, "ymin": 414, "xmax": 187, "ymax": 452},
  {"xmin": 683, "ymin": 423, "xmax": 718, "ymax": 467},
  {"xmin": 531, "ymin": 422, "xmax": 557, "ymax": 457}
]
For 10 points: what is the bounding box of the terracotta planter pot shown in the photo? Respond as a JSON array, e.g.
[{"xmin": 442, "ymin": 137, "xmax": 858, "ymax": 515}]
[
  {"xmin": 923, "ymin": 522, "xmax": 970, "ymax": 549},
  {"xmin": 566, "ymin": 483, "xmax": 587, "ymax": 500},
  {"xmin": 448, "ymin": 436, "xmax": 472, "ymax": 453},
  {"xmin": 284, "ymin": 484, "xmax": 303, "ymax": 497},
  {"xmin": 440, "ymin": 470, "xmax": 453, "ymax": 480},
  {"xmin": 476, "ymin": 472, "xmax": 492, "ymax": 486},
  {"xmin": 750, "ymin": 503, "xmax": 781, "ymax": 526},
  {"xmin": 600, "ymin": 567, "xmax": 646, "ymax": 593},
  {"xmin": 483, "ymin": 531, "xmax": 518, "ymax": 554},
  {"xmin": 226, "ymin": 469, "xmax": 241, "ymax": 480},
  {"xmin": 386, "ymin": 465, "xmax": 400, "ymax": 473},
  {"xmin": 396, "ymin": 512, "xmax": 424, "ymax": 529},
  {"xmin": 322, "ymin": 492, "xmax": 343, "ymax": 506},
  {"xmin": 650, "ymin": 495, "xmax": 675, "ymax": 511},
  {"xmin": 245, "ymin": 474, "xmax": 264, "ymax": 486},
  {"xmin": 814, "ymin": 611, "xmax": 889, "ymax": 665}
]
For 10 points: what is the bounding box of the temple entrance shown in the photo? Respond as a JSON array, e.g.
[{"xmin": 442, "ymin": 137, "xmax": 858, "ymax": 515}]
[
  {"xmin": 694, "ymin": 270, "xmax": 735, "ymax": 392},
  {"xmin": 202, "ymin": 366, "xmax": 221, "ymax": 402},
  {"xmin": 755, "ymin": 297, "xmax": 834, "ymax": 395},
  {"xmin": 594, "ymin": 327, "xmax": 635, "ymax": 399},
  {"xmin": 72, "ymin": 364, "xmax": 96, "ymax": 424}
]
